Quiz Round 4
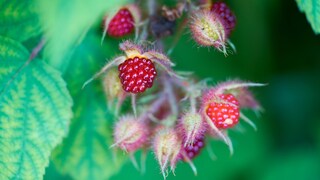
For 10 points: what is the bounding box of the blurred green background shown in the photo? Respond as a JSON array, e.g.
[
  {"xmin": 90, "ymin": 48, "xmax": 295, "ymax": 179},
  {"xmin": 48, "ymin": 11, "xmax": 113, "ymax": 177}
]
[
  {"xmin": 37, "ymin": 0, "xmax": 320, "ymax": 179},
  {"xmin": 110, "ymin": 0, "xmax": 320, "ymax": 179}
]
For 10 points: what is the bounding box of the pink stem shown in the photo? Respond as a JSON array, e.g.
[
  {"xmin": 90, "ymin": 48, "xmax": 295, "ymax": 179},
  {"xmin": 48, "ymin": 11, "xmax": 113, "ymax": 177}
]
[{"xmin": 0, "ymin": 38, "xmax": 46, "ymax": 95}]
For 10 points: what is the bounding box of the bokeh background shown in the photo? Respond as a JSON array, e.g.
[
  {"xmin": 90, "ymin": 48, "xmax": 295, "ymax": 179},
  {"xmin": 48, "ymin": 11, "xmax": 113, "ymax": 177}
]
[
  {"xmin": 111, "ymin": 0, "xmax": 320, "ymax": 179},
  {"xmin": 42, "ymin": 0, "xmax": 320, "ymax": 179}
]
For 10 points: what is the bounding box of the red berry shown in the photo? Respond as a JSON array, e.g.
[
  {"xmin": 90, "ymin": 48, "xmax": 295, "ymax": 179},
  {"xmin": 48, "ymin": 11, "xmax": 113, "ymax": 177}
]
[
  {"xmin": 118, "ymin": 56, "xmax": 157, "ymax": 94},
  {"xmin": 206, "ymin": 94, "xmax": 240, "ymax": 129},
  {"xmin": 181, "ymin": 136, "xmax": 205, "ymax": 160},
  {"xmin": 211, "ymin": 2, "xmax": 236, "ymax": 36},
  {"xmin": 108, "ymin": 8, "xmax": 135, "ymax": 37}
]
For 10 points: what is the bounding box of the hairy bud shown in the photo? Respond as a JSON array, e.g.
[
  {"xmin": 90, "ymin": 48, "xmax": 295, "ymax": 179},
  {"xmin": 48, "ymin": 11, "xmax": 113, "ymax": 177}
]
[
  {"xmin": 179, "ymin": 112, "xmax": 206, "ymax": 147},
  {"xmin": 153, "ymin": 128, "xmax": 182, "ymax": 178},
  {"xmin": 102, "ymin": 68, "xmax": 123, "ymax": 101},
  {"xmin": 189, "ymin": 10, "xmax": 227, "ymax": 53},
  {"xmin": 113, "ymin": 116, "xmax": 148, "ymax": 152}
]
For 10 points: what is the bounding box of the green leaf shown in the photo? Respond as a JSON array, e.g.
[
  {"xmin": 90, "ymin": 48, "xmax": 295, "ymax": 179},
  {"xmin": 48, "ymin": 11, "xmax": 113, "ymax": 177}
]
[
  {"xmin": 0, "ymin": 36, "xmax": 72, "ymax": 179},
  {"xmin": 0, "ymin": 0, "xmax": 41, "ymax": 41},
  {"xmin": 50, "ymin": 32, "xmax": 125, "ymax": 180},
  {"xmin": 296, "ymin": 0, "xmax": 320, "ymax": 34},
  {"xmin": 35, "ymin": 0, "xmax": 130, "ymax": 71}
]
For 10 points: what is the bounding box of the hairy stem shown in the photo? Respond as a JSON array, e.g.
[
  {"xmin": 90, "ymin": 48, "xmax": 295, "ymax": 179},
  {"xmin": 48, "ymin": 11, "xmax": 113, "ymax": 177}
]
[{"xmin": 140, "ymin": 92, "xmax": 167, "ymax": 122}]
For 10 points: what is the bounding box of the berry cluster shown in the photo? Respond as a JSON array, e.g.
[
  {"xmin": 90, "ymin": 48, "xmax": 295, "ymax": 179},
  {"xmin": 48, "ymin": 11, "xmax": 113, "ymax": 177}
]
[{"xmin": 84, "ymin": 1, "xmax": 264, "ymax": 179}]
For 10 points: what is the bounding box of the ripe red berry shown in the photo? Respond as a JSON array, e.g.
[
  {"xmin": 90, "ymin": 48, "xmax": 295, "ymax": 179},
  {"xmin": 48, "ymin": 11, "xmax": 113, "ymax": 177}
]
[
  {"xmin": 108, "ymin": 8, "xmax": 135, "ymax": 37},
  {"xmin": 181, "ymin": 136, "xmax": 205, "ymax": 160},
  {"xmin": 206, "ymin": 93, "xmax": 240, "ymax": 129},
  {"xmin": 118, "ymin": 56, "xmax": 157, "ymax": 94},
  {"xmin": 211, "ymin": 2, "xmax": 236, "ymax": 36}
]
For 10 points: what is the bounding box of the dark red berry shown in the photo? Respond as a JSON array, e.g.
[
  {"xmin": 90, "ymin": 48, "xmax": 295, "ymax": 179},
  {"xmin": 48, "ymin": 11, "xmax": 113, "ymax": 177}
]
[
  {"xmin": 181, "ymin": 136, "xmax": 205, "ymax": 160},
  {"xmin": 211, "ymin": 2, "xmax": 236, "ymax": 36},
  {"xmin": 206, "ymin": 93, "xmax": 240, "ymax": 129},
  {"xmin": 118, "ymin": 57, "xmax": 157, "ymax": 94},
  {"xmin": 107, "ymin": 8, "xmax": 135, "ymax": 37},
  {"xmin": 150, "ymin": 15, "xmax": 176, "ymax": 38}
]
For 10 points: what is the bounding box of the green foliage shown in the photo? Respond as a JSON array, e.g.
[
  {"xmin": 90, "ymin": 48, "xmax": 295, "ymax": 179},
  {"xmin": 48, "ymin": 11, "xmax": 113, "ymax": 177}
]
[
  {"xmin": 296, "ymin": 0, "xmax": 320, "ymax": 34},
  {"xmin": 0, "ymin": 0, "xmax": 130, "ymax": 178},
  {"xmin": 0, "ymin": 36, "xmax": 72, "ymax": 179},
  {"xmin": 35, "ymin": 0, "xmax": 130, "ymax": 71},
  {"xmin": 49, "ymin": 32, "xmax": 125, "ymax": 180},
  {"xmin": 0, "ymin": 0, "xmax": 41, "ymax": 41}
]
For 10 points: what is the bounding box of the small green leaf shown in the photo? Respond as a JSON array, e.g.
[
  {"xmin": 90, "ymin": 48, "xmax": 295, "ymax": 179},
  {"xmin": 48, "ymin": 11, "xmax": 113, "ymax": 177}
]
[
  {"xmin": 35, "ymin": 0, "xmax": 130, "ymax": 71},
  {"xmin": 296, "ymin": 0, "xmax": 320, "ymax": 34},
  {"xmin": 50, "ymin": 32, "xmax": 125, "ymax": 180},
  {"xmin": 0, "ymin": 0, "xmax": 41, "ymax": 41},
  {"xmin": 0, "ymin": 36, "xmax": 72, "ymax": 179}
]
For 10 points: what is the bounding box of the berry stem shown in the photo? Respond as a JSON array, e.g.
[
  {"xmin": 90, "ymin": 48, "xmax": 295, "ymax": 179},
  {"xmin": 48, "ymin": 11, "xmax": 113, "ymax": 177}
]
[
  {"xmin": 148, "ymin": 114, "xmax": 162, "ymax": 124},
  {"xmin": 190, "ymin": 96, "xmax": 197, "ymax": 114},
  {"xmin": 140, "ymin": 92, "xmax": 167, "ymax": 122},
  {"xmin": 131, "ymin": 94, "xmax": 138, "ymax": 118},
  {"xmin": 137, "ymin": 19, "xmax": 150, "ymax": 41},
  {"xmin": 114, "ymin": 92, "xmax": 127, "ymax": 117},
  {"xmin": 147, "ymin": 0, "xmax": 157, "ymax": 16},
  {"xmin": 163, "ymin": 76, "xmax": 179, "ymax": 119},
  {"xmin": 167, "ymin": 18, "xmax": 188, "ymax": 55}
]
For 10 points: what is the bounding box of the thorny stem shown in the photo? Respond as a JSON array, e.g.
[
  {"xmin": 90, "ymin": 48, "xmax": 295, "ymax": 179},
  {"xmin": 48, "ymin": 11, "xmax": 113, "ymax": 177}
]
[
  {"xmin": 147, "ymin": 0, "xmax": 157, "ymax": 16},
  {"xmin": 148, "ymin": 114, "xmax": 163, "ymax": 124},
  {"xmin": 0, "ymin": 38, "xmax": 46, "ymax": 96},
  {"xmin": 163, "ymin": 76, "xmax": 179, "ymax": 119},
  {"xmin": 190, "ymin": 95, "xmax": 197, "ymax": 114},
  {"xmin": 140, "ymin": 92, "xmax": 167, "ymax": 122},
  {"xmin": 131, "ymin": 94, "xmax": 137, "ymax": 117},
  {"xmin": 114, "ymin": 92, "xmax": 127, "ymax": 117},
  {"xmin": 138, "ymin": 20, "xmax": 150, "ymax": 41},
  {"xmin": 167, "ymin": 18, "xmax": 188, "ymax": 55}
]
